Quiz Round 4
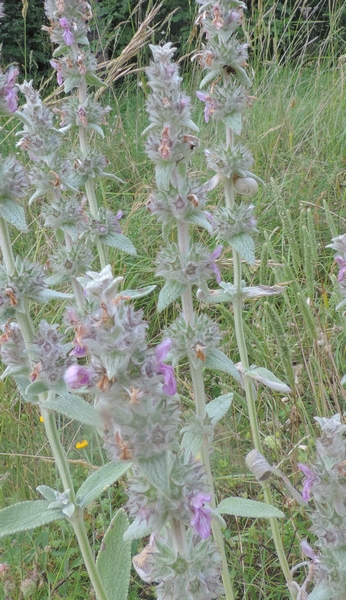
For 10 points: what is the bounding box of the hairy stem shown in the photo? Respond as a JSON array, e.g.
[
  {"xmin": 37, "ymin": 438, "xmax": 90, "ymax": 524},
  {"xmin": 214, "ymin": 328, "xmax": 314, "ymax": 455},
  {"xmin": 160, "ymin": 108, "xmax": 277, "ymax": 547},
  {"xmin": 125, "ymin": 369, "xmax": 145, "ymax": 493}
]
[{"xmin": 177, "ymin": 220, "xmax": 235, "ymax": 600}]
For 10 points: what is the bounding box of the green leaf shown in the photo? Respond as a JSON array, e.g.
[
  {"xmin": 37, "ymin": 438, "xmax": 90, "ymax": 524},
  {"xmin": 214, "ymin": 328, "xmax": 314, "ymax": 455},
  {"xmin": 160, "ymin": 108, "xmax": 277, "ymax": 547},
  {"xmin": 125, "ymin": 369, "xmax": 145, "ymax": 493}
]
[
  {"xmin": 222, "ymin": 112, "xmax": 242, "ymax": 134},
  {"xmin": 0, "ymin": 500, "xmax": 64, "ymax": 538},
  {"xmin": 37, "ymin": 289, "xmax": 74, "ymax": 302},
  {"xmin": 13, "ymin": 375, "xmax": 40, "ymax": 404},
  {"xmin": 64, "ymin": 75, "xmax": 81, "ymax": 93},
  {"xmin": 85, "ymin": 73, "xmax": 107, "ymax": 88},
  {"xmin": 0, "ymin": 198, "xmax": 27, "ymax": 232},
  {"xmin": 36, "ymin": 485, "xmax": 58, "ymax": 502},
  {"xmin": 157, "ymin": 280, "xmax": 185, "ymax": 312},
  {"xmin": 204, "ymin": 348, "xmax": 242, "ymax": 384},
  {"xmin": 102, "ymin": 233, "xmax": 136, "ymax": 255},
  {"xmin": 229, "ymin": 233, "xmax": 255, "ymax": 266},
  {"xmin": 185, "ymin": 213, "xmax": 213, "ymax": 233},
  {"xmin": 121, "ymin": 285, "xmax": 156, "ymax": 300},
  {"xmin": 77, "ymin": 462, "xmax": 132, "ymax": 508},
  {"xmin": 43, "ymin": 394, "xmax": 102, "ymax": 428},
  {"xmin": 123, "ymin": 517, "xmax": 153, "ymax": 542},
  {"xmin": 206, "ymin": 393, "xmax": 233, "ymax": 424},
  {"xmin": 181, "ymin": 416, "xmax": 205, "ymax": 456},
  {"xmin": 246, "ymin": 366, "xmax": 291, "ymax": 394},
  {"xmin": 200, "ymin": 69, "xmax": 220, "ymax": 89},
  {"xmin": 137, "ymin": 453, "xmax": 170, "ymax": 496},
  {"xmin": 306, "ymin": 585, "xmax": 331, "ymax": 600},
  {"xmin": 217, "ymin": 497, "xmax": 285, "ymax": 519},
  {"xmin": 25, "ymin": 380, "xmax": 49, "ymax": 396},
  {"xmin": 155, "ymin": 162, "xmax": 175, "ymax": 191},
  {"xmin": 96, "ymin": 509, "xmax": 131, "ymax": 600}
]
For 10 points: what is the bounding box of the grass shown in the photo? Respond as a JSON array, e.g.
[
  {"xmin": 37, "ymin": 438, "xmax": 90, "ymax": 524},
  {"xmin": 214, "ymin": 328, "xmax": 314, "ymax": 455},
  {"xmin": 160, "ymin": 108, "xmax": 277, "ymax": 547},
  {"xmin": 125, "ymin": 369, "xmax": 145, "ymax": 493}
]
[{"xmin": 1, "ymin": 7, "xmax": 346, "ymax": 599}]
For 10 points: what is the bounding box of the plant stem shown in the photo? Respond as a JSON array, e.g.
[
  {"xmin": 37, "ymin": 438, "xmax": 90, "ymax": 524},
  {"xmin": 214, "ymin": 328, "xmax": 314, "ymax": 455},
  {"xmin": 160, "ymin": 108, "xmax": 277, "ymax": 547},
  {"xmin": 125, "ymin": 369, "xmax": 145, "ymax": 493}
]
[
  {"xmin": 177, "ymin": 220, "xmax": 235, "ymax": 600},
  {"xmin": 227, "ymin": 179, "xmax": 296, "ymax": 598},
  {"xmin": 70, "ymin": 506, "xmax": 109, "ymax": 600},
  {"xmin": 0, "ymin": 218, "xmax": 108, "ymax": 600},
  {"xmin": 78, "ymin": 76, "xmax": 107, "ymax": 269}
]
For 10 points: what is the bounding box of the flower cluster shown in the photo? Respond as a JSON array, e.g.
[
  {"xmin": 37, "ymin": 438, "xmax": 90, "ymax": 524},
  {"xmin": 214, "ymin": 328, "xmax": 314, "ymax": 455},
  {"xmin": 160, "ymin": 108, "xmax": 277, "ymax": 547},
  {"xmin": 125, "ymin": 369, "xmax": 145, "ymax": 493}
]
[
  {"xmin": 0, "ymin": 67, "xmax": 19, "ymax": 114},
  {"xmin": 298, "ymin": 414, "xmax": 346, "ymax": 598},
  {"xmin": 166, "ymin": 313, "xmax": 222, "ymax": 368}
]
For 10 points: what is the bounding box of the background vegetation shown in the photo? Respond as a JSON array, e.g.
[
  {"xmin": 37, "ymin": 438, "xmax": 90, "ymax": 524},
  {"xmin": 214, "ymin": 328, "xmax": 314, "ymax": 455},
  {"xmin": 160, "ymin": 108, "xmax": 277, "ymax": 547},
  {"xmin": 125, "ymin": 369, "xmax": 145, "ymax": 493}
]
[{"xmin": 1, "ymin": 1, "xmax": 346, "ymax": 598}]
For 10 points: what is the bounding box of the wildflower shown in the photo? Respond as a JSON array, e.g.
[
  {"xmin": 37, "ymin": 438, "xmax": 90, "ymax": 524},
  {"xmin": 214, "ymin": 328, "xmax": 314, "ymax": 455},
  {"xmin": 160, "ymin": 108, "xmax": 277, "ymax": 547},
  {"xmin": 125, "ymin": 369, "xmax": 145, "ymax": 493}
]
[
  {"xmin": 335, "ymin": 256, "xmax": 346, "ymax": 283},
  {"xmin": 155, "ymin": 338, "xmax": 177, "ymax": 396},
  {"xmin": 64, "ymin": 364, "xmax": 97, "ymax": 389},
  {"xmin": 209, "ymin": 245, "xmax": 223, "ymax": 284},
  {"xmin": 59, "ymin": 17, "xmax": 75, "ymax": 46},
  {"xmin": 190, "ymin": 493, "xmax": 212, "ymax": 539},
  {"xmin": 75, "ymin": 439, "xmax": 88, "ymax": 450},
  {"xmin": 297, "ymin": 463, "xmax": 316, "ymax": 501},
  {"xmin": 39, "ymin": 415, "xmax": 44, "ymax": 423},
  {"xmin": 196, "ymin": 90, "xmax": 216, "ymax": 123},
  {"xmin": 0, "ymin": 67, "xmax": 19, "ymax": 114},
  {"xmin": 301, "ymin": 540, "xmax": 318, "ymax": 562},
  {"xmin": 50, "ymin": 59, "xmax": 63, "ymax": 86}
]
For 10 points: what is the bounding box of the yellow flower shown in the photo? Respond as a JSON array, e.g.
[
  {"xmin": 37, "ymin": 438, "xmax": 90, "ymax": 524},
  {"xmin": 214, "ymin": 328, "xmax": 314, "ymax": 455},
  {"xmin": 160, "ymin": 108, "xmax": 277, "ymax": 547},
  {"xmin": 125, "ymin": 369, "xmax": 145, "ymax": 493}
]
[
  {"xmin": 75, "ymin": 439, "xmax": 89, "ymax": 450},
  {"xmin": 39, "ymin": 415, "xmax": 44, "ymax": 423}
]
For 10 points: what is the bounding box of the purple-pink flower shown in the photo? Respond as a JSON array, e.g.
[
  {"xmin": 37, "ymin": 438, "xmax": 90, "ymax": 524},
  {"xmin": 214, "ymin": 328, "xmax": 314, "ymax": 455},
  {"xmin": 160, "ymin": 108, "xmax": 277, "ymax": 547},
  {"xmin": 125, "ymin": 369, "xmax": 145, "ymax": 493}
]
[
  {"xmin": 155, "ymin": 338, "xmax": 177, "ymax": 396},
  {"xmin": 64, "ymin": 365, "xmax": 96, "ymax": 389},
  {"xmin": 60, "ymin": 18, "xmax": 75, "ymax": 46},
  {"xmin": 301, "ymin": 540, "xmax": 318, "ymax": 562},
  {"xmin": 209, "ymin": 245, "xmax": 223, "ymax": 284},
  {"xmin": 196, "ymin": 90, "xmax": 216, "ymax": 123},
  {"xmin": 190, "ymin": 493, "xmax": 212, "ymax": 539},
  {"xmin": 50, "ymin": 59, "xmax": 63, "ymax": 86},
  {"xmin": 1, "ymin": 67, "xmax": 19, "ymax": 113},
  {"xmin": 335, "ymin": 256, "xmax": 346, "ymax": 282},
  {"xmin": 298, "ymin": 463, "xmax": 316, "ymax": 501}
]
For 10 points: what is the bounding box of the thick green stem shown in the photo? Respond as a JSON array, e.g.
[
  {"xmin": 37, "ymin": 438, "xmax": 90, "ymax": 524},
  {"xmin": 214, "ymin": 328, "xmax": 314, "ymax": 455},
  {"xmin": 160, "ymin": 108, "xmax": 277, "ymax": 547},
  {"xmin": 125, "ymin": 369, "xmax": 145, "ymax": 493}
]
[
  {"xmin": 70, "ymin": 507, "xmax": 109, "ymax": 600},
  {"xmin": 177, "ymin": 221, "xmax": 235, "ymax": 600},
  {"xmin": 0, "ymin": 217, "xmax": 15, "ymax": 274}
]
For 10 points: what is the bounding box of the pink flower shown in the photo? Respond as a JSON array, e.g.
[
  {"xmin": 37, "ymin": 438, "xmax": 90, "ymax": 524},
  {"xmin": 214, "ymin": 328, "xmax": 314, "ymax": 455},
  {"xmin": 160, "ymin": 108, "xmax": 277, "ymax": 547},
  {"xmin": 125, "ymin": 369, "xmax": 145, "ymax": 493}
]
[
  {"xmin": 335, "ymin": 256, "xmax": 346, "ymax": 282},
  {"xmin": 70, "ymin": 344, "xmax": 88, "ymax": 358},
  {"xmin": 209, "ymin": 245, "xmax": 223, "ymax": 284},
  {"xmin": 155, "ymin": 338, "xmax": 177, "ymax": 396},
  {"xmin": 298, "ymin": 463, "xmax": 316, "ymax": 501},
  {"xmin": 50, "ymin": 59, "xmax": 63, "ymax": 86},
  {"xmin": 301, "ymin": 540, "xmax": 318, "ymax": 562},
  {"xmin": 190, "ymin": 493, "xmax": 212, "ymax": 539},
  {"xmin": 64, "ymin": 365, "xmax": 96, "ymax": 389},
  {"xmin": 59, "ymin": 17, "xmax": 75, "ymax": 46},
  {"xmin": 1, "ymin": 67, "xmax": 19, "ymax": 113},
  {"xmin": 196, "ymin": 90, "xmax": 216, "ymax": 123}
]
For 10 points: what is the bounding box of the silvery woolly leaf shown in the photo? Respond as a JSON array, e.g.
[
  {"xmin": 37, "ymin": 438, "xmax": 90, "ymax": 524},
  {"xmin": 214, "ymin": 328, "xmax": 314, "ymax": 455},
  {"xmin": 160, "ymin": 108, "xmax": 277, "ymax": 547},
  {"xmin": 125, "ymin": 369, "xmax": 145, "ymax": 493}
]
[
  {"xmin": 0, "ymin": 199, "xmax": 27, "ymax": 232},
  {"xmin": 235, "ymin": 66, "xmax": 252, "ymax": 87},
  {"xmin": 121, "ymin": 285, "xmax": 156, "ymax": 300},
  {"xmin": 137, "ymin": 453, "xmax": 170, "ymax": 496},
  {"xmin": 85, "ymin": 73, "xmax": 107, "ymax": 88},
  {"xmin": 200, "ymin": 69, "xmax": 220, "ymax": 89},
  {"xmin": 341, "ymin": 373, "xmax": 346, "ymax": 386},
  {"xmin": 204, "ymin": 348, "xmax": 242, "ymax": 384},
  {"xmin": 1, "ymin": 364, "xmax": 30, "ymax": 379},
  {"xmin": 36, "ymin": 289, "xmax": 74, "ymax": 302},
  {"xmin": 77, "ymin": 462, "xmax": 132, "ymax": 508},
  {"xmin": 196, "ymin": 287, "xmax": 237, "ymax": 304},
  {"xmin": 229, "ymin": 233, "xmax": 255, "ymax": 266},
  {"xmin": 306, "ymin": 584, "xmax": 332, "ymax": 600},
  {"xmin": 36, "ymin": 485, "xmax": 58, "ymax": 502},
  {"xmin": 158, "ymin": 280, "xmax": 185, "ymax": 312},
  {"xmin": 96, "ymin": 509, "xmax": 131, "ymax": 600},
  {"xmin": 43, "ymin": 394, "xmax": 102, "ymax": 428},
  {"xmin": 64, "ymin": 76, "xmax": 81, "ymax": 94},
  {"xmin": 155, "ymin": 162, "xmax": 174, "ymax": 191},
  {"xmin": 14, "ymin": 375, "xmax": 40, "ymax": 404},
  {"xmin": 181, "ymin": 415, "xmax": 205, "ymax": 456},
  {"xmin": 245, "ymin": 366, "xmax": 291, "ymax": 394},
  {"xmin": 25, "ymin": 380, "xmax": 49, "ymax": 396},
  {"xmin": 206, "ymin": 393, "xmax": 233, "ymax": 424},
  {"xmin": 185, "ymin": 213, "xmax": 213, "ymax": 233},
  {"xmin": 241, "ymin": 285, "xmax": 283, "ymax": 299},
  {"xmin": 217, "ymin": 497, "xmax": 284, "ymax": 519},
  {"xmin": 123, "ymin": 517, "xmax": 153, "ymax": 542},
  {"xmin": 0, "ymin": 500, "xmax": 64, "ymax": 538},
  {"xmin": 102, "ymin": 233, "xmax": 136, "ymax": 255},
  {"xmin": 222, "ymin": 112, "xmax": 242, "ymax": 135}
]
